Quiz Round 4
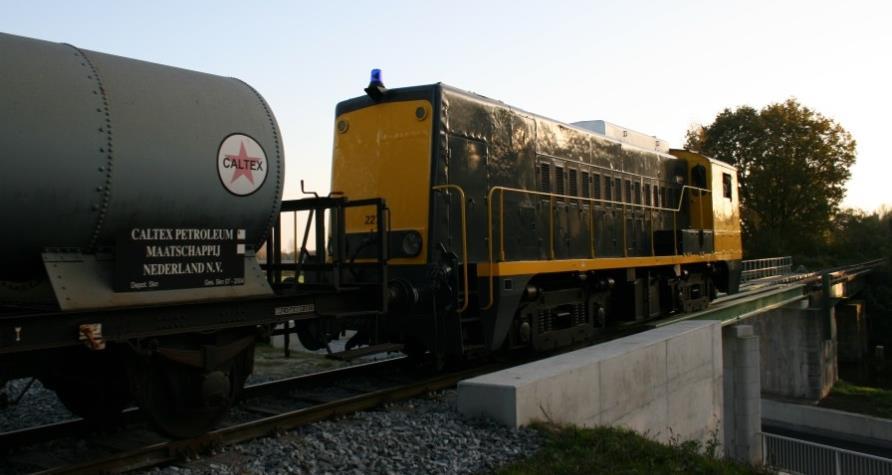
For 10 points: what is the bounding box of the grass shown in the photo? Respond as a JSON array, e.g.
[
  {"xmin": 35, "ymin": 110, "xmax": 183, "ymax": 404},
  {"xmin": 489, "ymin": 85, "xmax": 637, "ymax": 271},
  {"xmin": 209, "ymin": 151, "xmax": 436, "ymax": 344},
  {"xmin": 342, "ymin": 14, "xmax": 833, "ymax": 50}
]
[
  {"xmin": 497, "ymin": 424, "xmax": 769, "ymax": 475},
  {"xmin": 819, "ymin": 380, "xmax": 892, "ymax": 419}
]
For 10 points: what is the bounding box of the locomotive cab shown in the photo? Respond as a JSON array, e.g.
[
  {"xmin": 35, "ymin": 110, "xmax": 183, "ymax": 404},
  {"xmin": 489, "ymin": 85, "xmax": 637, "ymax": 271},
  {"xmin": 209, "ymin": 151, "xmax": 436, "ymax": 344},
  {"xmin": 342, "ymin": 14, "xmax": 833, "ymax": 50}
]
[{"xmin": 670, "ymin": 149, "xmax": 743, "ymax": 294}]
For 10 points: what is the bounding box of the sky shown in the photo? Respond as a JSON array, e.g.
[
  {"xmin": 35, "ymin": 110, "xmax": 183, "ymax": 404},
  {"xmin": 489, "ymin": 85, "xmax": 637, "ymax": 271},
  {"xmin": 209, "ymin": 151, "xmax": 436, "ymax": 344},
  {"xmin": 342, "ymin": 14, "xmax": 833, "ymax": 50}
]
[{"xmin": 4, "ymin": 0, "xmax": 890, "ymax": 212}]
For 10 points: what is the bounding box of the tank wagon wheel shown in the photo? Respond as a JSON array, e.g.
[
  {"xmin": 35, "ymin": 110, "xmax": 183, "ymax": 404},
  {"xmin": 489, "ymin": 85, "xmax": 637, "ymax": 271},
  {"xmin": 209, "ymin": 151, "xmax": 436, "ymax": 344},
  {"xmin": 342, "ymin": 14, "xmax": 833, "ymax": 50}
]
[
  {"xmin": 128, "ymin": 339, "xmax": 254, "ymax": 438},
  {"xmin": 52, "ymin": 375, "xmax": 131, "ymax": 427},
  {"xmin": 295, "ymin": 320, "xmax": 328, "ymax": 351},
  {"xmin": 40, "ymin": 346, "xmax": 132, "ymax": 428}
]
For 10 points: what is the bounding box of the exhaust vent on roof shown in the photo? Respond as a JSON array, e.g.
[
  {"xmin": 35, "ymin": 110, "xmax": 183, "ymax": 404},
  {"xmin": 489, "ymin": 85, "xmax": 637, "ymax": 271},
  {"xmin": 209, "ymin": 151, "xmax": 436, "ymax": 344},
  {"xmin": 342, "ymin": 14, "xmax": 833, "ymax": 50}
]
[{"xmin": 572, "ymin": 120, "xmax": 669, "ymax": 153}]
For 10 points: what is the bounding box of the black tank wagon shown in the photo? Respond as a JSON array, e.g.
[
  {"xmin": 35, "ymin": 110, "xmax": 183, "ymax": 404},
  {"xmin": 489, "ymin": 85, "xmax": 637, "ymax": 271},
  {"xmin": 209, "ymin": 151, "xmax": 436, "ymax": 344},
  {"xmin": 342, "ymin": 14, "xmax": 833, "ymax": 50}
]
[{"xmin": 0, "ymin": 33, "xmax": 388, "ymax": 437}]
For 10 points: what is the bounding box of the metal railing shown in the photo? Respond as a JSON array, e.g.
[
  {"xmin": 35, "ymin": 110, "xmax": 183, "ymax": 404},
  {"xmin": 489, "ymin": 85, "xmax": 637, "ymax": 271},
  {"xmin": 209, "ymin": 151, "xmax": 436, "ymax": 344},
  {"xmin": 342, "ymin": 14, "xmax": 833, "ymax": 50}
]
[
  {"xmin": 482, "ymin": 184, "xmax": 712, "ymax": 309},
  {"xmin": 741, "ymin": 256, "xmax": 793, "ymax": 283},
  {"xmin": 432, "ymin": 184, "xmax": 470, "ymax": 313},
  {"xmin": 762, "ymin": 432, "xmax": 892, "ymax": 475}
]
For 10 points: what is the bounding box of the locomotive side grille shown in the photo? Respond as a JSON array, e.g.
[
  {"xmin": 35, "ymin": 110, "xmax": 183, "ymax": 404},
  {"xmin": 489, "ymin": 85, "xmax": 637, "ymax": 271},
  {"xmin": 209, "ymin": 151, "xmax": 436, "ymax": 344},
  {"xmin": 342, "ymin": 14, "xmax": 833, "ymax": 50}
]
[
  {"xmin": 569, "ymin": 169, "xmax": 578, "ymax": 197},
  {"xmin": 539, "ymin": 164, "xmax": 550, "ymax": 192},
  {"xmin": 537, "ymin": 309, "xmax": 549, "ymax": 333},
  {"xmin": 556, "ymin": 167, "xmax": 565, "ymax": 195}
]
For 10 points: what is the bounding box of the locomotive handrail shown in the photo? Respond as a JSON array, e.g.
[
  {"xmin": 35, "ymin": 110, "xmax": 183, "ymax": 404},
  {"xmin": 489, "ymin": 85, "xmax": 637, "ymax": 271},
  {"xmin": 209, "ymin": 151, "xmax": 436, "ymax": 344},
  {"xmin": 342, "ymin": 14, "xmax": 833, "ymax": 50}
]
[
  {"xmin": 432, "ymin": 184, "xmax": 470, "ymax": 314},
  {"xmin": 482, "ymin": 184, "xmax": 712, "ymax": 310},
  {"xmin": 266, "ymin": 197, "xmax": 389, "ymax": 313}
]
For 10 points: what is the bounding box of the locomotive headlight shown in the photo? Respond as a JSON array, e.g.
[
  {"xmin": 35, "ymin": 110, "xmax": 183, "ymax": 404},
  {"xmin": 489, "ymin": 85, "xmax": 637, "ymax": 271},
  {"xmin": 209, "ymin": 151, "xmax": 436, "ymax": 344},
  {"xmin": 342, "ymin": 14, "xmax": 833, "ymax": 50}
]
[{"xmin": 401, "ymin": 231, "xmax": 422, "ymax": 257}]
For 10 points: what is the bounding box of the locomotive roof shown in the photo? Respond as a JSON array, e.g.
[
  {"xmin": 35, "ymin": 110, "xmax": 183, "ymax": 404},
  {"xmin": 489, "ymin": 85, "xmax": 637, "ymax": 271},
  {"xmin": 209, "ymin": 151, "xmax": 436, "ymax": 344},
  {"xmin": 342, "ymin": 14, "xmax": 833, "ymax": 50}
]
[{"xmin": 335, "ymin": 83, "xmax": 734, "ymax": 168}]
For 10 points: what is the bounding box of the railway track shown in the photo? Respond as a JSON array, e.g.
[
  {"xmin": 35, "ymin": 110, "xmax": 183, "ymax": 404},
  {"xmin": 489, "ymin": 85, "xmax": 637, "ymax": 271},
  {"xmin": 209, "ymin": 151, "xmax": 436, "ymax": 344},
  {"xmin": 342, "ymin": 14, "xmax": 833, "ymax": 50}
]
[
  {"xmin": 740, "ymin": 257, "xmax": 885, "ymax": 289},
  {"xmin": 2, "ymin": 357, "xmax": 504, "ymax": 474},
  {"xmin": 0, "ymin": 358, "xmax": 402, "ymax": 453},
  {"xmin": 3, "ymin": 258, "xmax": 884, "ymax": 474}
]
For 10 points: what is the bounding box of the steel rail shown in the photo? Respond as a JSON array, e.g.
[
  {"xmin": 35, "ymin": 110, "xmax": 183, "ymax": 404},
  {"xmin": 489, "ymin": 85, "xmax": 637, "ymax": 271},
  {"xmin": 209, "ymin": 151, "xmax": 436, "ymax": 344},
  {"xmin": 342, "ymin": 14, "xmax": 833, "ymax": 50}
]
[
  {"xmin": 0, "ymin": 357, "xmax": 405, "ymax": 453},
  {"xmin": 33, "ymin": 363, "xmax": 501, "ymax": 475},
  {"xmin": 655, "ymin": 258, "xmax": 886, "ymax": 327},
  {"xmin": 757, "ymin": 258, "xmax": 886, "ymax": 287},
  {"xmin": 652, "ymin": 284, "xmax": 807, "ymax": 328}
]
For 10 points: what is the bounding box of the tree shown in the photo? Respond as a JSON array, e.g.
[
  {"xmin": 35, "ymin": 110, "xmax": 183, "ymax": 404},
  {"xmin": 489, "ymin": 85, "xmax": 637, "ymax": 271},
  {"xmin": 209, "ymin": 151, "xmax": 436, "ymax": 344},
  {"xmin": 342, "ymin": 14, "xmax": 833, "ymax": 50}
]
[
  {"xmin": 686, "ymin": 99, "xmax": 856, "ymax": 259},
  {"xmin": 828, "ymin": 209, "xmax": 892, "ymax": 264}
]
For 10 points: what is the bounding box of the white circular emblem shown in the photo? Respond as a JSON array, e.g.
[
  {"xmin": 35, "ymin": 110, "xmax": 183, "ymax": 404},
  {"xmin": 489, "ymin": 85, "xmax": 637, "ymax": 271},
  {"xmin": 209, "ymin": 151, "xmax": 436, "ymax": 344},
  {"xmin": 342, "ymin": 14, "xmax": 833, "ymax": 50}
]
[{"xmin": 217, "ymin": 134, "xmax": 268, "ymax": 196}]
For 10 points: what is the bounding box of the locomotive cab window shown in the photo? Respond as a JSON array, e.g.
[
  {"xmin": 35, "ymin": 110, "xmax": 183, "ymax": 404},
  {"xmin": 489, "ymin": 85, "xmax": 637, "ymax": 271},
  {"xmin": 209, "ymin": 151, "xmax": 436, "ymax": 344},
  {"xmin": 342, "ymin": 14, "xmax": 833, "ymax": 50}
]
[
  {"xmin": 722, "ymin": 173, "xmax": 733, "ymax": 199},
  {"xmin": 691, "ymin": 165, "xmax": 707, "ymax": 189}
]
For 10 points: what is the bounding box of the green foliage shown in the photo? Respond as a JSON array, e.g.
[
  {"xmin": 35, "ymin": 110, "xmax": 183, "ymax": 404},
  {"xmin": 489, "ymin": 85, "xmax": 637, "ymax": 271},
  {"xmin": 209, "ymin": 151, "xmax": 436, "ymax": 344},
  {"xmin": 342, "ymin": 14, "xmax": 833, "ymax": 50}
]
[
  {"xmin": 686, "ymin": 99, "xmax": 857, "ymax": 260},
  {"xmin": 497, "ymin": 424, "xmax": 769, "ymax": 475},
  {"xmin": 826, "ymin": 208, "xmax": 892, "ymax": 265},
  {"xmin": 826, "ymin": 209, "xmax": 892, "ymax": 351}
]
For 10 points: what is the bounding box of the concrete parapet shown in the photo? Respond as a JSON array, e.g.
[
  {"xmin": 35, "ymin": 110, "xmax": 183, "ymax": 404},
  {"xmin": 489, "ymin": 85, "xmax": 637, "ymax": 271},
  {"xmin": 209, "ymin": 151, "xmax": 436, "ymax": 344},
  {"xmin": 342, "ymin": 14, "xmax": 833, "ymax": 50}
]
[
  {"xmin": 763, "ymin": 398, "xmax": 892, "ymax": 450},
  {"xmin": 457, "ymin": 321, "xmax": 723, "ymax": 446}
]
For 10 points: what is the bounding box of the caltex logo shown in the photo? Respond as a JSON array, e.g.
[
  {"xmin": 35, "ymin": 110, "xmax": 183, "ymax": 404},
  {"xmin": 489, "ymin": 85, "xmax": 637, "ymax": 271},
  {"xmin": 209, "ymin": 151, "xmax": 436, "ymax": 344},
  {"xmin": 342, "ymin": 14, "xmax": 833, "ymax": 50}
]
[{"xmin": 218, "ymin": 134, "xmax": 267, "ymax": 196}]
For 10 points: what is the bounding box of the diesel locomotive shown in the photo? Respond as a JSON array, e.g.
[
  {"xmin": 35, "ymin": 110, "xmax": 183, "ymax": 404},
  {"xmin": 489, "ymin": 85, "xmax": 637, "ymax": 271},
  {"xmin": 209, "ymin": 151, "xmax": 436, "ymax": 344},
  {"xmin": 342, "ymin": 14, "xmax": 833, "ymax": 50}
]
[
  {"xmin": 0, "ymin": 32, "xmax": 741, "ymax": 438},
  {"xmin": 300, "ymin": 81, "xmax": 743, "ymax": 361}
]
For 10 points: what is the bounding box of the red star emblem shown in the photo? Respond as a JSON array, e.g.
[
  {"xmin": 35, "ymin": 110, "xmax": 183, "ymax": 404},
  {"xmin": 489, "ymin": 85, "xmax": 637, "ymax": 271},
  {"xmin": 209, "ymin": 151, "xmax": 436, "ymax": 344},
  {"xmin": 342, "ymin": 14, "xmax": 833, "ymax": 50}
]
[{"xmin": 226, "ymin": 141, "xmax": 264, "ymax": 185}]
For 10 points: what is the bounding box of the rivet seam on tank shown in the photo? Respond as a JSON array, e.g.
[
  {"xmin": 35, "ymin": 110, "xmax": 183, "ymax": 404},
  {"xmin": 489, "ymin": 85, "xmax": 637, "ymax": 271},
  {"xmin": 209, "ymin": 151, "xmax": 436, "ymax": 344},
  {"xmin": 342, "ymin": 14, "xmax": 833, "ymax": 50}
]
[
  {"xmin": 67, "ymin": 44, "xmax": 114, "ymax": 252},
  {"xmin": 236, "ymin": 79, "xmax": 283, "ymax": 250}
]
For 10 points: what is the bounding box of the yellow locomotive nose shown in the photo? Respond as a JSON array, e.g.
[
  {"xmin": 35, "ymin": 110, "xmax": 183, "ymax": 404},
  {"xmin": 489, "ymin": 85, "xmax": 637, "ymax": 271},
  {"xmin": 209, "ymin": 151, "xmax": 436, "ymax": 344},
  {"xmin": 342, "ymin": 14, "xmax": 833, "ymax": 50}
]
[{"xmin": 332, "ymin": 97, "xmax": 434, "ymax": 264}]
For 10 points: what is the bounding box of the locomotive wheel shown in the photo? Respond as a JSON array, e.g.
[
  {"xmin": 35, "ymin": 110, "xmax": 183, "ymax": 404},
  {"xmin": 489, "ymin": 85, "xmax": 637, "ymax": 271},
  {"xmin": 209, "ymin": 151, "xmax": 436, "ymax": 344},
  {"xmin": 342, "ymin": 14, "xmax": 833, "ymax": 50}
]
[{"xmin": 130, "ymin": 344, "xmax": 253, "ymax": 438}]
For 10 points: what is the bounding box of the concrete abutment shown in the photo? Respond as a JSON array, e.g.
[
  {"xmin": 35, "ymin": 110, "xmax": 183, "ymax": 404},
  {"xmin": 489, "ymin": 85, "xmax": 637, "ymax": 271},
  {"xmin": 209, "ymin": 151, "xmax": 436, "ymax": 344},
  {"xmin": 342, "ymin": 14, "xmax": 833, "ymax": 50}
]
[{"xmin": 456, "ymin": 285, "xmax": 870, "ymax": 464}]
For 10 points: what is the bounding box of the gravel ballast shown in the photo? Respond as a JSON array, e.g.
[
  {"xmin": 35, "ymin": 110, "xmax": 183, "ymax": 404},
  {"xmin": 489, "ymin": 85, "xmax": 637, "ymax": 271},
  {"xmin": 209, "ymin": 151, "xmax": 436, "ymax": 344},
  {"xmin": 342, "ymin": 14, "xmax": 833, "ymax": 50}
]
[
  {"xmin": 0, "ymin": 378, "xmax": 75, "ymax": 432},
  {"xmin": 2, "ymin": 341, "xmax": 540, "ymax": 474},
  {"xmin": 144, "ymin": 390, "xmax": 542, "ymax": 475},
  {"xmin": 0, "ymin": 339, "xmax": 386, "ymax": 433}
]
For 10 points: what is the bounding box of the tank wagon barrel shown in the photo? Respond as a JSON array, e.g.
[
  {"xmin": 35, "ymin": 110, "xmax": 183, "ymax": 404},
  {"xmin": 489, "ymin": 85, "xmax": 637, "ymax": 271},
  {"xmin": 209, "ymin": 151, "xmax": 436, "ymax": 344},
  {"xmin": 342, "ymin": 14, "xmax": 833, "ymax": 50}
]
[{"xmin": 0, "ymin": 32, "xmax": 282, "ymax": 284}]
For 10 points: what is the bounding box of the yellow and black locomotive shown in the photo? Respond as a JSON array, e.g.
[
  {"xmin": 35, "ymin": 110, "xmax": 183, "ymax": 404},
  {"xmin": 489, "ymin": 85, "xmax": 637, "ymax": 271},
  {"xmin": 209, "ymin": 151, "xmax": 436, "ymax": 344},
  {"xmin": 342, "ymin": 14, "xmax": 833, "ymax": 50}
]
[{"xmin": 325, "ymin": 80, "xmax": 743, "ymax": 360}]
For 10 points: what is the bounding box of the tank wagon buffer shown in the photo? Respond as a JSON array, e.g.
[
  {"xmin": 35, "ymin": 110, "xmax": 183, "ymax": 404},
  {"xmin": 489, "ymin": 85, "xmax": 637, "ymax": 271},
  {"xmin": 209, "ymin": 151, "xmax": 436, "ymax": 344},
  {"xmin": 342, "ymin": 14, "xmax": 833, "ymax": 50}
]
[
  {"xmin": 322, "ymin": 79, "xmax": 743, "ymax": 362},
  {"xmin": 0, "ymin": 33, "xmax": 390, "ymax": 437}
]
